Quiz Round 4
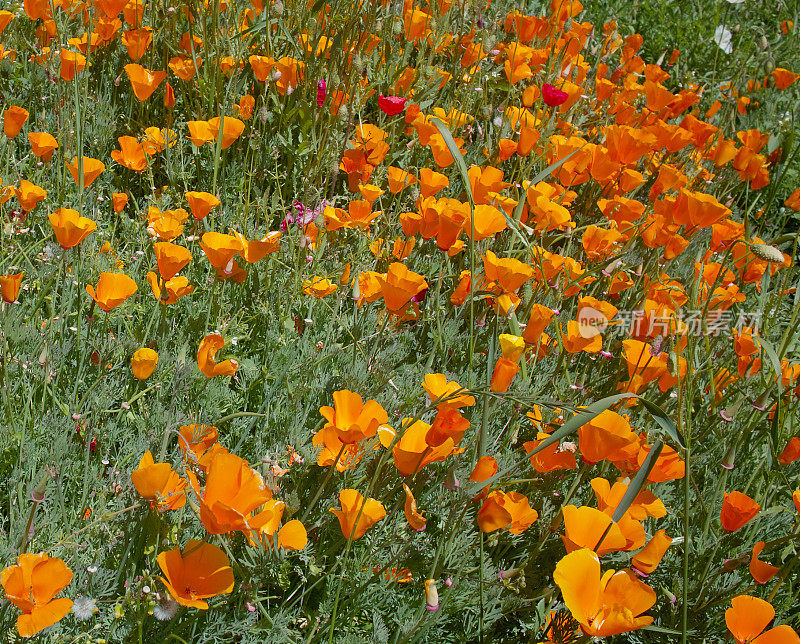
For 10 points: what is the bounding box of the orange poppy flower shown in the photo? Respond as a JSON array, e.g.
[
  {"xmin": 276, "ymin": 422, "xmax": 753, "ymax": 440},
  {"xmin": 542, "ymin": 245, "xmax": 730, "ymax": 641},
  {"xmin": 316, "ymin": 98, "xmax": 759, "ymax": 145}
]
[
  {"xmin": 330, "ymin": 489, "xmax": 386, "ymax": 540},
  {"xmin": 28, "ymin": 132, "xmax": 58, "ymax": 161},
  {"xmin": 131, "ymin": 450, "xmax": 186, "ymax": 512},
  {"xmin": 185, "ymin": 191, "xmax": 220, "ymax": 220},
  {"xmin": 4, "ymin": 105, "xmax": 28, "ymax": 138},
  {"xmin": 0, "ymin": 272, "xmax": 23, "ymax": 303},
  {"xmin": 303, "ymin": 277, "xmax": 337, "ymax": 298},
  {"xmin": 59, "ymin": 50, "xmax": 87, "ymax": 81},
  {"xmin": 403, "ymin": 483, "xmax": 427, "ymax": 531},
  {"xmin": 524, "ymin": 433, "xmax": 577, "ymax": 473},
  {"xmin": 393, "ymin": 418, "xmax": 463, "ymax": 476},
  {"xmin": 376, "ymin": 262, "xmax": 428, "ymax": 313},
  {"xmin": 749, "ymin": 541, "xmax": 780, "ymax": 584},
  {"xmin": 111, "ymin": 136, "xmax": 147, "ymax": 172},
  {"xmin": 112, "ymin": 192, "xmax": 129, "ymax": 212},
  {"xmin": 319, "ymin": 390, "xmax": 388, "ymax": 445},
  {"xmin": 85, "ymin": 271, "xmax": 137, "ymax": 311},
  {"xmin": 477, "ymin": 491, "xmax": 538, "ymax": 534},
  {"xmin": 197, "ymin": 334, "xmax": 238, "ymax": 378},
  {"xmin": 207, "ymin": 116, "xmax": 245, "ymax": 149},
  {"xmin": 387, "ymin": 166, "xmax": 417, "ymax": 193},
  {"xmin": 424, "ymin": 407, "xmax": 470, "ymax": 448},
  {"xmin": 230, "ymin": 230, "xmax": 281, "ymax": 263},
  {"xmin": 200, "ymin": 232, "xmax": 243, "ymax": 270},
  {"xmin": 124, "ymin": 63, "xmax": 166, "ymax": 101},
  {"xmin": 577, "ymin": 409, "xmax": 639, "ymax": 464},
  {"xmin": 554, "ymin": 548, "xmax": 656, "ymax": 637},
  {"xmin": 276, "ymin": 520, "xmax": 308, "ymax": 550},
  {"xmin": 169, "ymin": 55, "xmax": 201, "ymax": 80},
  {"xmin": 0, "ymin": 10, "xmax": 13, "ymax": 36},
  {"xmin": 121, "ymin": 27, "xmax": 152, "ymax": 60},
  {"xmin": 153, "ymin": 241, "xmax": 192, "ymax": 280},
  {"xmin": 772, "ymin": 67, "xmax": 800, "ymax": 90},
  {"xmin": 725, "ymin": 595, "xmax": 799, "ymax": 643},
  {"xmin": 157, "ymin": 540, "xmax": 234, "ymax": 609},
  {"xmin": 15, "ymin": 179, "xmax": 47, "ymax": 212},
  {"xmin": 176, "ymin": 423, "xmax": 219, "ymax": 464},
  {"xmin": 191, "ymin": 450, "xmax": 276, "ymax": 536},
  {"xmin": 147, "ymin": 273, "xmax": 195, "ymax": 304},
  {"xmin": 66, "ymin": 156, "xmax": 105, "ymax": 188},
  {"xmin": 631, "ymin": 529, "xmax": 672, "ymax": 575},
  {"xmin": 721, "ymin": 491, "xmax": 760, "ymax": 532},
  {"xmin": 1, "ymin": 553, "xmax": 73, "ymax": 637},
  {"xmin": 131, "ymin": 347, "xmax": 158, "ymax": 379},
  {"xmin": 561, "ymin": 505, "xmax": 627, "ymax": 556},
  {"xmin": 779, "ymin": 437, "xmax": 800, "ymax": 465},
  {"xmin": 422, "ymin": 373, "xmax": 475, "ymax": 409},
  {"xmin": 464, "ymin": 204, "xmax": 508, "ymax": 240}
]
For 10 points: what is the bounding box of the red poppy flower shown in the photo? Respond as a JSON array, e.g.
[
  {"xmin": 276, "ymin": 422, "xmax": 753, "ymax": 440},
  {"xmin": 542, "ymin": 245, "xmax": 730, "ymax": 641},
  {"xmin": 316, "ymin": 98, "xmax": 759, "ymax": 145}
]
[
  {"xmin": 542, "ymin": 83, "xmax": 568, "ymax": 107},
  {"xmin": 378, "ymin": 95, "xmax": 407, "ymax": 116}
]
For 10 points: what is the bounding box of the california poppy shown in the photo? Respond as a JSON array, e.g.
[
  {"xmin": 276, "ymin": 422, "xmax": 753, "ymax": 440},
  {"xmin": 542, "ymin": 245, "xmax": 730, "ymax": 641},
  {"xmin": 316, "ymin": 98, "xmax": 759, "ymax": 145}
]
[
  {"xmin": 15, "ymin": 180, "xmax": 47, "ymax": 212},
  {"xmin": 111, "ymin": 136, "xmax": 148, "ymax": 172},
  {"xmin": 0, "ymin": 272, "xmax": 23, "ymax": 303},
  {"xmin": 59, "ymin": 50, "xmax": 87, "ymax": 81},
  {"xmin": 721, "ymin": 491, "xmax": 760, "ymax": 532},
  {"xmin": 185, "ymin": 191, "xmax": 220, "ymax": 220},
  {"xmin": 1, "ymin": 553, "xmax": 73, "ymax": 637},
  {"xmin": 157, "ymin": 540, "xmax": 234, "ymax": 609},
  {"xmin": 86, "ymin": 272, "xmax": 138, "ymax": 312},
  {"xmin": 330, "ymin": 489, "xmax": 386, "ymax": 540},
  {"xmin": 631, "ymin": 530, "xmax": 672, "ymax": 575},
  {"xmin": 66, "ymin": 156, "xmax": 105, "ymax": 188},
  {"xmin": 749, "ymin": 541, "xmax": 780, "ymax": 584},
  {"xmin": 200, "ymin": 232, "xmax": 243, "ymax": 271},
  {"xmin": 154, "ymin": 241, "xmax": 192, "ymax": 280},
  {"xmin": 28, "ymin": 132, "xmax": 58, "ymax": 161},
  {"xmin": 477, "ymin": 491, "xmax": 538, "ymax": 534},
  {"xmin": 131, "ymin": 347, "xmax": 158, "ymax": 379},
  {"xmin": 561, "ymin": 505, "xmax": 627, "ymax": 556},
  {"xmin": 403, "ymin": 483, "xmax": 427, "ymax": 531},
  {"xmin": 147, "ymin": 273, "xmax": 195, "ymax": 304},
  {"xmin": 4, "ymin": 105, "xmax": 29, "ymax": 138},
  {"xmin": 207, "ymin": 116, "xmax": 245, "ymax": 149},
  {"xmin": 376, "ymin": 262, "xmax": 428, "ymax": 313},
  {"xmin": 554, "ymin": 548, "xmax": 656, "ymax": 637},
  {"xmin": 197, "ymin": 334, "xmax": 238, "ymax": 378},
  {"xmin": 725, "ymin": 595, "xmax": 799, "ymax": 643},
  {"xmin": 131, "ymin": 450, "xmax": 186, "ymax": 512},
  {"xmin": 319, "ymin": 390, "xmax": 388, "ymax": 445},
  {"xmin": 124, "ymin": 63, "xmax": 166, "ymax": 101}
]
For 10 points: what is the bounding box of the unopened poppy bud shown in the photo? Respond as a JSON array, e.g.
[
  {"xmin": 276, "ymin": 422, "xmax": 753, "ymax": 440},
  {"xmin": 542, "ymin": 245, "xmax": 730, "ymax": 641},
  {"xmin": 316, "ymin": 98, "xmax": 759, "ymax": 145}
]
[
  {"xmin": 721, "ymin": 443, "xmax": 736, "ymax": 470},
  {"xmin": 424, "ymin": 579, "xmax": 439, "ymax": 611},
  {"xmin": 131, "ymin": 347, "xmax": 158, "ymax": 380},
  {"xmin": 752, "ymin": 391, "xmax": 770, "ymax": 411},
  {"xmin": 499, "ymin": 567, "xmax": 523, "ymax": 582},
  {"xmin": 721, "ymin": 398, "xmax": 743, "ymax": 422}
]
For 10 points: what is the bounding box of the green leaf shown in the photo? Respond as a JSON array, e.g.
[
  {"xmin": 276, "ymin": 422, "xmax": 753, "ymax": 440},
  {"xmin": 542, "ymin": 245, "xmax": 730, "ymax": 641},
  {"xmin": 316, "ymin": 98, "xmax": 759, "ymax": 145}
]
[
  {"xmin": 757, "ymin": 336, "xmax": 783, "ymax": 389},
  {"xmin": 639, "ymin": 397, "xmax": 685, "ymax": 449},
  {"xmin": 611, "ymin": 439, "xmax": 663, "ymax": 522}
]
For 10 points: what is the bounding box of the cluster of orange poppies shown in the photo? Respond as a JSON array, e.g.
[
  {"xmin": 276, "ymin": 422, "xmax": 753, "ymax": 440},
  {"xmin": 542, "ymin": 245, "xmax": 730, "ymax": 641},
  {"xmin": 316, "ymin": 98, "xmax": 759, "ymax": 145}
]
[{"xmin": 2, "ymin": 0, "xmax": 800, "ymax": 638}]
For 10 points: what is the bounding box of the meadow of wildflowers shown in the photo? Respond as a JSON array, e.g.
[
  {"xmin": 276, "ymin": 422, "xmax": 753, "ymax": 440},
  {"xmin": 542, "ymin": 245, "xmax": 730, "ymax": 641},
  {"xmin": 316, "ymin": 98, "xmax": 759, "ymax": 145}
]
[{"xmin": 0, "ymin": 0, "xmax": 799, "ymax": 640}]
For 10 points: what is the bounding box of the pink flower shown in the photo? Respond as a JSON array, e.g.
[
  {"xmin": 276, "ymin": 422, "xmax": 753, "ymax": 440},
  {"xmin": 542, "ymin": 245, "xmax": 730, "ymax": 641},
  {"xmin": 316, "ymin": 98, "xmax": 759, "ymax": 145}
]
[
  {"xmin": 542, "ymin": 83, "xmax": 568, "ymax": 107},
  {"xmin": 378, "ymin": 95, "xmax": 407, "ymax": 116}
]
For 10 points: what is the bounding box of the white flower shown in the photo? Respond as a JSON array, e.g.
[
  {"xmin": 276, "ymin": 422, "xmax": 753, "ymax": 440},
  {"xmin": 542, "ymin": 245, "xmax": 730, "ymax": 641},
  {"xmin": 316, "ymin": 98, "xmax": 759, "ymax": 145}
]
[
  {"xmin": 714, "ymin": 26, "xmax": 733, "ymax": 54},
  {"xmin": 72, "ymin": 596, "xmax": 97, "ymax": 620}
]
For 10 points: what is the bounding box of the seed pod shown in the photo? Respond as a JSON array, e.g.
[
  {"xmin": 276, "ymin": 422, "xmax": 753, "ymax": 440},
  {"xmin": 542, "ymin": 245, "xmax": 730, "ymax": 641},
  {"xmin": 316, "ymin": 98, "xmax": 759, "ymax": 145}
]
[{"xmin": 750, "ymin": 243, "xmax": 784, "ymax": 263}]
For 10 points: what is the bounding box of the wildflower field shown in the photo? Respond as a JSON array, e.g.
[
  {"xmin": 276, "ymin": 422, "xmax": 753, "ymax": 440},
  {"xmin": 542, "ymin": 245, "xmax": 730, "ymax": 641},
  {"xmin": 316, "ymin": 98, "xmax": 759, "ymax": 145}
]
[{"xmin": 1, "ymin": 0, "xmax": 800, "ymax": 640}]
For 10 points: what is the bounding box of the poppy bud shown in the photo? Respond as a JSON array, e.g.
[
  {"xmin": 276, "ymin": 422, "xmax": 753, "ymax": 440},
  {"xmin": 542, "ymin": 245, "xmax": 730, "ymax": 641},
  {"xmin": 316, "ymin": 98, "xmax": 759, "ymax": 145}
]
[
  {"xmin": 752, "ymin": 391, "xmax": 770, "ymax": 411},
  {"xmin": 164, "ymin": 82, "xmax": 175, "ymax": 109},
  {"xmin": 424, "ymin": 579, "xmax": 439, "ymax": 611},
  {"xmin": 131, "ymin": 347, "xmax": 158, "ymax": 380}
]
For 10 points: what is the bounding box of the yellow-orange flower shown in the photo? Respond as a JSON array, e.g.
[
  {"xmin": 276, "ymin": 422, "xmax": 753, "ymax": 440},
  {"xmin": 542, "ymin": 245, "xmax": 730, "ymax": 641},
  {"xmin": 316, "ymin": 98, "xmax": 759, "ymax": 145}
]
[
  {"xmin": 330, "ymin": 489, "xmax": 386, "ymax": 540},
  {"xmin": 197, "ymin": 333, "xmax": 238, "ymax": 378},
  {"xmin": 86, "ymin": 272, "xmax": 138, "ymax": 312},
  {"xmin": 157, "ymin": 540, "xmax": 234, "ymax": 609},
  {"xmin": 1, "ymin": 553, "xmax": 73, "ymax": 637}
]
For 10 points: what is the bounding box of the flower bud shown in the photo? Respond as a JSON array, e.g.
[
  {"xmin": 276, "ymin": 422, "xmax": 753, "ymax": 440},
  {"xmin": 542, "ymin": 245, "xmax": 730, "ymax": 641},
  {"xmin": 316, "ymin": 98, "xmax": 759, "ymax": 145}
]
[{"xmin": 131, "ymin": 347, "xmax": 158, "ymax": 380}]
